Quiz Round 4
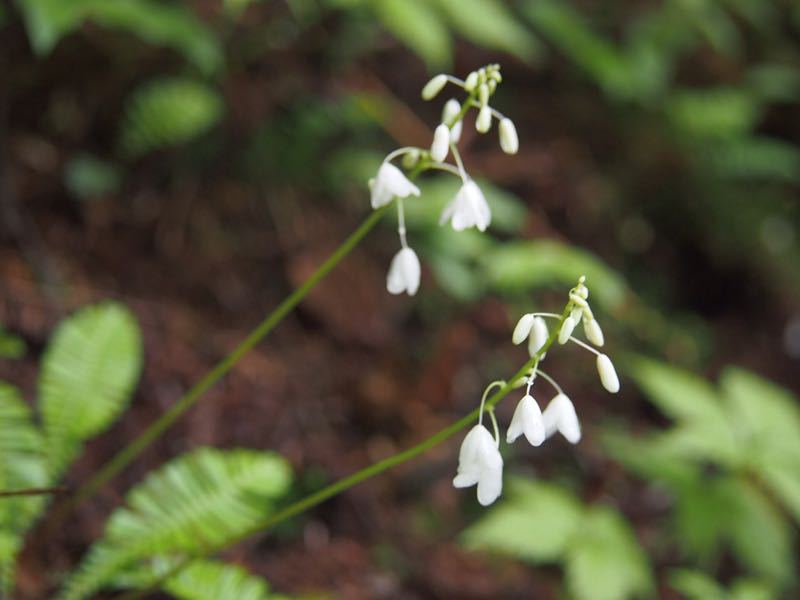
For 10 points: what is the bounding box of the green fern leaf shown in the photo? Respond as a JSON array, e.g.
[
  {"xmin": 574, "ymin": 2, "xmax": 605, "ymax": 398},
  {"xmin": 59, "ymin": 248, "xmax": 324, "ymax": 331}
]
[
  {"xmin": 59, "ymin": 447, "xmax": 292, "ymax": 600},
  {"xmin": 39, "ymin": 302, "xmax": 142, "ymax": 478},
  {"xmin": 0, "ymin": 383, "xmax": 48, "ymax": 594},
  {"xmin": 119, "ymin": 78, "xmax": 223, "ymax": 158},
  {"xmin": 163, "ymin": 560, "xmax": 274, "ymax": 600}
]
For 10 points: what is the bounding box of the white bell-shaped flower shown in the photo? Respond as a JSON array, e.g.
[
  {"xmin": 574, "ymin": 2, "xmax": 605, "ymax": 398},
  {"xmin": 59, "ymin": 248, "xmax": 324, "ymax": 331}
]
[
  {"xmin": 369, "ymin": 162, "xmax": 420, "ymax": 209},
  {"xmin": 439, "ymin": 179, "xmax": 491, "ymax": 232},
  {"xmin": 506, "ymin": 394, "xmax": 545, "ymax": 446},
  {"xmin": 527, "ymin": 316, "xmax": 549, "ymax": 357},
  {"xmin": 453, "ymin": 424, "xmax": 503, "ymax": 506},
  {"xmin": 386, "ymin": 247, "xmax": 421, "ymax": 296},
  {"xmin": 543, "ymin": 393, "xmax": 581, "ymax": 444},
  {"xmin": 596, "ymin": 353, "xmax": 620, "ymax": 393}
]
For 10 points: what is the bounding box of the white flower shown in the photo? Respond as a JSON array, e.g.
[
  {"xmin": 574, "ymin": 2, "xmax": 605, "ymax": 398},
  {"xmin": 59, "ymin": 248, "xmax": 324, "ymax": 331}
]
[
  {"xmin": 476, "ymin": 105, "xmax": 492, "ymax": 133},
  {"xmin": 421, "ymin": 74, "xmax": 448, "ymax": 100},
  {"xmin": 369, "ymin": 162, "xmax": 420, "ymax": 209},
  {"xmin": 499, "ymin": 118, "xmax": 518, "ymax": 154},
  {"xmin": 558, "ymin": 315, "xmax": 577, "ymax": 345},
  {"xmin": 386, "ymin": 247, "xmax": 421, "ymax": 296},
  {"xmin": 431, "ymin": 124, "xmax": 450, "ymax": 162},
  {"xmin": 453, "ymin": 424, "xmax": 503, "ymax": 506},
  {"xmin": 464, "ymin": 71, "xmax": 479, "ymax": 92},
  {"xmin": 596, "ymin": 353, "xmax": 620, "ymax": 393},
  {"xmin": 583, "ymin": 316, "xmax": 604, "ymax": 347},
  {"xmin": 543, "ymin": 393, "xmax": 581, "ymax": 444},
  {"xmin": 512, "ymin": 313, "xmax": 534, "ymax": 345},
  {"xmin": 439, "ymin": 180, "xmax": 491, "ymax": 232},
  {"xmin": 506, "ymin": 394, "xmax": 545, "ymax": 446},
  {"xmin": 528, "ymin": 316, "xmax": 549, "ymax": 357}
]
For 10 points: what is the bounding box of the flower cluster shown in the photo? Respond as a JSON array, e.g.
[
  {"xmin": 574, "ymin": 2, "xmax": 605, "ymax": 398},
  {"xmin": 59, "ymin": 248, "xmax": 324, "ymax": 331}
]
[
  {"xmin": 368, "ymin": 64, "xmax": 520, "ymax": 297},
  {"xmin": 453, "ymin": 277, "xmax": 620, "ymax": 506}
]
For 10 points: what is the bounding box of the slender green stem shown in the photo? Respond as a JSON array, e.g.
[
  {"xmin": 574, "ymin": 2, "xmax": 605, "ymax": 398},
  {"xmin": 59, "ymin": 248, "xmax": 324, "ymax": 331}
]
[
  {"xmin": 66, "ymin": 204, "xmax": 392, "ymax": 514},
  {"xmin": 122, "ymin": 307, "xmax": 569, "ymax": 599}
]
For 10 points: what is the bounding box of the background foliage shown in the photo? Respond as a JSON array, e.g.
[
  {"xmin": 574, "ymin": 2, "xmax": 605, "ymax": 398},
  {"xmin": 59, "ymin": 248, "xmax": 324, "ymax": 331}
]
[{"xmin": 0, "ymin": 0, "xmax": 798, "ymax": 598}]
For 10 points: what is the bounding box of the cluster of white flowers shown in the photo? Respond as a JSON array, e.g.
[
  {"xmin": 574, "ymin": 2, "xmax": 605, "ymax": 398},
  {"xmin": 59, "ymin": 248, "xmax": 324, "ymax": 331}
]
[
  {"xmin": 453, "ymin": 277, "xmax": 619, "ymax": 506},
  {"xmin": 368, "ymin": 64, "xmax": 520, "ymax": 297}
]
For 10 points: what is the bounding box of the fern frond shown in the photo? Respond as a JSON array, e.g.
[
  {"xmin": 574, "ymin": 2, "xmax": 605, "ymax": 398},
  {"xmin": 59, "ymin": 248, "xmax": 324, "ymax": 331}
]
[
  {"xmin": 0, "ymin": 383, "xmax": 48, "ymax": 594},
  {"xmin": 59, "ymin": 448, "xmax": 292, "ymax": 600},
  {"xmin": 118, "ymin": 78, "xmax": 223, "ymax": 158},
  {"xmin": 39, "ymin": 302, "xmax": 142, "ymax": 478}
]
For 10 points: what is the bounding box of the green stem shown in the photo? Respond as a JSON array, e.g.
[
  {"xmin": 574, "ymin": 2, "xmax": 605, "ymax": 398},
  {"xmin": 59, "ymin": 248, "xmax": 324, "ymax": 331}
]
[
  {"xmin": 67, "ymin": 204, "xmax": 392, "ymax": 513},
  {"xmin": 123, "ymin": 307, "xmax": 569, "ymax": 599}
]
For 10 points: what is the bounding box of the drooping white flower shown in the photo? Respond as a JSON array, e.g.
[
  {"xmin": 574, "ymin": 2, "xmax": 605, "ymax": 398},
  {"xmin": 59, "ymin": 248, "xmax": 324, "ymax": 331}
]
[
  {"xmin": 527, "ymin": 316, "xmax": 549, "ymax": 357},
  {"xmin": 453, "ymin": 424, "xmax": 503, "ymax": 506},
  {"xmin": 506, "ymin": 394, "xmax": 545, "ymax": 446},
  {"xmin": 499, "ymin": 118, "xmax": 519, "ymax": 154},
  {"xmin": 583, "ymin": 316, "xmax": 604, "ymax": 347},
  {"xmin": 386, "ymin": 247, "xmax": 421, "ymax": 296},
  {"xmin": 558, "ymin": 315, "xmax": 577, "ymax": 345},
  {"xmin": 369, "ymin": 162, "xmax": 420, "ymax": 209},
  {"xmin": 431, "ymin": 124, "xmax": 450, "ymax": 162},
  {"xmin": 543, "ymin": 393, "xmax": 581, "ymax": 444},
  {"xmin": 512, "ymin": 314, "xmax": 534, "ymax": 345},
  {"xmin": 596, "ymin": 353, "xmax": 620, "ymax": 393},
  {"xmin": 476, "ymin": 105, "xmax": 492, "ymax": 133},
  {"xmin": 421, "ymin": 74, "xmax": 448, "ymax": 100},
  {"xmin": 439, "ymin": 180, "xmax": 491, "ymax": 232}
]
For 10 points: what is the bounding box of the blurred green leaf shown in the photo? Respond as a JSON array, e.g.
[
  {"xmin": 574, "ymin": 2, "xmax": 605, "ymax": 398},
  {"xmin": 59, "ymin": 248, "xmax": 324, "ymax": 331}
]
[
  {"xmin": 434, "ymin": 0, "xmax": 539, "ymax": 62},
  {"xmin": 747, "ymin": 64, "xmax": 800, "ymax": 103},
  {"xmin": 669, "ymin": 569, "xmax": 726, "ymax": 600},
  {"xmin": 119, "ymin": 78, "xmax": 223, "ymax": 159},
  {"xmin": 564, "ymin": 506, "xmax": 653, "ymax": 600},
  {"xmin": 523, "ymin": 0, "xmax": 635, "ymax": 99},
  {"xmin": 0, "ymin": 384, "xmax": 48, "ymax": 595},
  {"xmin": 60, "ymin": 448, "xmax": 292, "ymax": 600},
  {"xmin": 670, "ymin": 570, "xmax": 777, "ymax": 600},
  {"xmin": 727, "ymin": 478, "xmax": 793, "ymax": 584},
  {"xmin": 40, "ymin": 302, "xmax": 142, "ymax": 478},
  {"xmin": 162, "ymin": 560, "xmax": 276, "ymax": 600},
  {"xmin": 480, "ymin": 240, "xmax": 627, "ymax": 309},
  {"xmin": 64, "ymin": 154, "xmax": 122, "ymax": 201},
  {"xmin": 707, "ymin": 137, "xmax": 800, "ymax": 183},
  {"xmin": 15, "ymin": 0, "xmax": 222, "ymax": 74},
  {"xmin": 462, "ymin": 479, "xmax": 583, "ymax": 562},
  {"xmin": 372, "ymin": 0, "xmax": 451, "ymax": 68},
  {"xmin": 0, "ymin": 327, "xmax": 25, "ymax": 359},
  {"xmin": 667, "ymin": 88, "xmax": 760, "ymax": 139}
]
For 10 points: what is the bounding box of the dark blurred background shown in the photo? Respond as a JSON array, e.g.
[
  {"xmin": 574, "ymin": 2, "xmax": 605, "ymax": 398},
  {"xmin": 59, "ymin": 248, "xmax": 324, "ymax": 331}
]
[{"xmin": 1, "ymin": 1, "xmax": 799, "ymax": 598}]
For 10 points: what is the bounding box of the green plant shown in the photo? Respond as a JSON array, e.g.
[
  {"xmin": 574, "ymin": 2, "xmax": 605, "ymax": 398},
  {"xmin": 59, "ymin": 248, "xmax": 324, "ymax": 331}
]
[
  {"xmin": 462, "ymin": 478, "xmax": 654, "ymax": 600},
  {"xmin": 603, "ymin": 359, "xmax": 800, "ymax": 592},
  {"xmin": 0, "ymin": 302, "xmax": 142, "ymax": 594}
]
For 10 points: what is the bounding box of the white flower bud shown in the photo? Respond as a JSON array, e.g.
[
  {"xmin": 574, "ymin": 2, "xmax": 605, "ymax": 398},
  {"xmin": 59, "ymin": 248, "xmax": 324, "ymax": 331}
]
[
  {"xmin": 442, "ymin": 98, "xmax": 460, "ymax": 125},
  {"xmin": 464, "ymin": 71, "xmax": 479, "ymax": 92},
  {"xmin": 476, "ymin": 105, "xmax": 492, "ymax": 133},
  {"xmin": 478, "ymin": 83, "xmax": 489, "ymax": 106},
  {"xmin": 512, "ymin": 313, "xmax": 534, "ymax": 345},
  {"xmin": 487, "ymin": 79, "xmax": 497, "ymax": 94},
  {"xmin": 498, "ymin": 118, "xmax": 518, "ymax": 154},
  {"xmin": 421, "ymin": 74, "xmax": 447, "ymax": 100},
  {"xmin": 528, "ymin": 316, "xmax": 549, "ymax": 357},
  {"xmin": 430, "ymin": 124, "xmax": 450, "ymax": 162},
  {"xmin": 584, "ymin": 317, "xmax": 604, "ymax": 347},
  {"xmin": 570, "ymin": 306, "xmax": 583, "ymax": 323},
  {"xmin": 450, "ymin": 120, "xmax": 462, "ymax": 144},
  {"xmin": 558, "ymin": 315, "xmax": 576, "ymax": 345},
  {"xmin": 596, "ymin": 354, "xmax": 620, "ymax": 393}
]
